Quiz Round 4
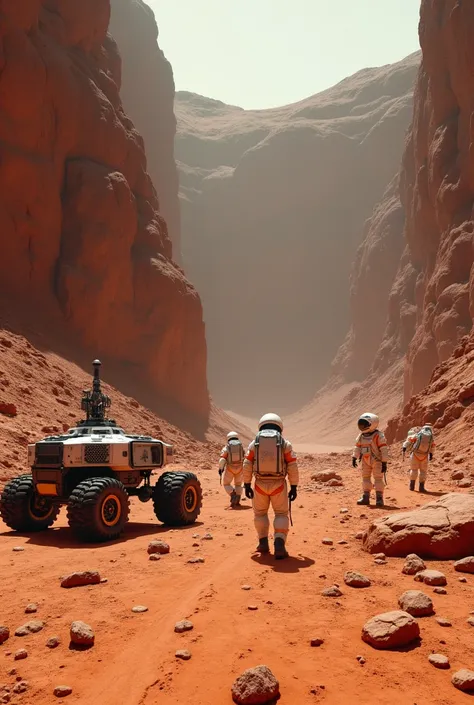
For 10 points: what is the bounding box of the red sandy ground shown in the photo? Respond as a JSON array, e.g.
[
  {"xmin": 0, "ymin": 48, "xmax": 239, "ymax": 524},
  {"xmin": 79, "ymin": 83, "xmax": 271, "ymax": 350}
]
[{"xmin": 1, "ymin": 444, "xmax": 474, "ymax": 705}]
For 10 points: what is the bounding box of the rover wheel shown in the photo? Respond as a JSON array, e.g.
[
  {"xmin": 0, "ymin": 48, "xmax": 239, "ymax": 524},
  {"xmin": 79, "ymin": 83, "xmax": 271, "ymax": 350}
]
[
  {"xmin": 0, "ymin": 474, "xmax": 60, "ymax": 532},
  {"xmin": 67, "ymin": 477, "xmax": 130, "ymax": 542},
  {"xmin": 153, "ymin": 472, "xmax": 202, "ymax": 526}
]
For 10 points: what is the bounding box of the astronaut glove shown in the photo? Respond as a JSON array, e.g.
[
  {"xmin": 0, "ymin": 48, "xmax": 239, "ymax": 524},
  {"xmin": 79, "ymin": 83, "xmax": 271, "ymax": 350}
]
[
  {"xmin": 288, "ymin": 485, "xmax": 297, "ymax": 502},
  {"xmin": 244, "ymin": 483, "xmax": 254, "ymax": 500},
  {"xmin": 352, "ymin": 457, "xmax": 358, "ymax": 469}
]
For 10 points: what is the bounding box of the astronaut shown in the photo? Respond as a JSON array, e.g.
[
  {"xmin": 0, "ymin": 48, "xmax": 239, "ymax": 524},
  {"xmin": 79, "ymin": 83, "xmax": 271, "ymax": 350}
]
[
  {"xmin": 352, "ymin": 412, "xmax": 388, "ymax": 507},
  {"xmin": 218, "ymin": 431, "xmax": 244, "ymax": 507},
  {"xmin": 402, "ymin": 423, "xmax": 435, "ymax": 492},
  {"xmin": 243, "ymin": 413, "xmax": 299, "ymax": 560}
]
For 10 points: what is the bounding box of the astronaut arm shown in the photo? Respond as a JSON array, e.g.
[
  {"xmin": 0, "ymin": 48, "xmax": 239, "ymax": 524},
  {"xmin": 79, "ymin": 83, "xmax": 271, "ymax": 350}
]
[
  {"xmin": 218, "ymin": 448, "xmax": 228, "ymax": 472},
  {"xmin": 243, "ymin": 443, "xmax": 255, "ymax": 484},
  {"xmin": 284, "ymin": 442, "xmax": 299, "ymax": 485},
  {"xmin": 353, "ymin": 436, "xmax": 362, "ymax": 460},
  {"xmin": 377, "ymin": 433, "xmax": 389, "ymax": 463}
]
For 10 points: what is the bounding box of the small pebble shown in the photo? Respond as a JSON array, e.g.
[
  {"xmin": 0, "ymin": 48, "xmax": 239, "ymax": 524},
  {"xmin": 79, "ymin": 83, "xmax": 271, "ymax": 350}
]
[
  {"xmin": 53, "ymin": 686, "xmax": 73, "ymax": 698},
  {"xmin": 235, "ymin": 532, "xmax": 244, "ymax": 537},
  {"xmin": 174, "ymin": 620, "xmax": 193, "ymax": 633},
  {"xmin": 374, "ymin": 559, "xmax": 387, "ymax": 565},
  {"xmin": 149, "ymin": 554, "xmax": 161, "ymax": 562},
  {"xmin": 241, "ymin": 585, "xmax": 252, "ymax": 591},
  {"xmin": 248, "ymin": 605, "xmax": 258, "ymax": 611},
  {"xmin": 459, "ymin": 577, "xmax": 467, "ymax": 583},
  {"xmin": 188, "ymin": 557, "xmax": 205, "ymax": 564},
  {"xmin": 175, "ymin": 649, "xmax": 192, "ymax": 661},
  {"xmin": 12, "ymin": 547, "xmax": 24, "ymax": 553},
  {"xmin": 428, "ymin": 654, "xmax": 450, "ymax": 669},
  {"xmin": 46, "ymin": 637, "xmax": 61, "ymax": 649},
  {"xmin": 131, "ymin": 606, "xmax": 148, "ymax": 613},
  {"xmin": 433, "ymin": 587, "xmax": 447, "ymax": 595},
  {"xmin": 436, "ymin": 617, "xmax": 452, "ymax": 627},
  {"xmin": 202, "ymin": 533, "xmax": 213, "ymax": 541},
  {"xmin": 14, "ymin": 650, "xmax": 28, "ymax": 661},
  {"xmin": 322, "ymin": 538, "xmax": 333, "ymax": 546},
  {"xmin": 355, "ymin": 532, "xmax": 364, "ymax": 540},
  {"xmin": 310, "ymin": 638, "xmax": 324, "ymax": 647},
  {"xmin": 25, "ymin": 604, "xmax": 37, "ymax": 614},
  {"xmin": 12, "ymin": 681, "xmax": 28, "ymax": 694},
  {"xmin": 374, "ymin": 553, "xmax": 386, "ymax": 560}
]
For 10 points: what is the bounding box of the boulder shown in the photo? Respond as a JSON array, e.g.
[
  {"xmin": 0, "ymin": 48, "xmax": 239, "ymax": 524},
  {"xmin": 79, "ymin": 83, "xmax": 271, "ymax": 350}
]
[
  {"xmin": 344, "ymin": 571, "xmax": 371, "ymax": 588},
  {"xmin": 398, "ymin": 590, "xmax": 434, "ymax": 617},
  {"xmin": 363, "ymin": 494, "xmax": 474, "ymax": 558},
  {"xmin": 70, "ymin": 621, "xmax": 94, "ymax": 648},
  {"xmin": 402, "ymin": 554, "xmax": 426, "ymax": 575},
  {"xmin": 414, "ymin": 570, "xmax": 447, "ymax": 586},
  {"xmin": 452, "ymin": 670, "xmax": 474, "ymax": 692},
  {"xmin": 60, "ymin": 571, "xmax": 101, "ymax": 588},
  {"xmin": 454, "ymin": 556, "xmax": 474, "ymax": 573},
  {"xmin": 231, "ymin": 665, "xmax": 280, "ymax": 705},
  {"xmin": 361, "ymin": 611, "xmax": 420, "ymax": 650},
  {"xmin": 0, "ymin": 626, "xmax": 9, "ymax": 644},
  {"xmin": 311, "ymin": 470, "xmax": 342, "ymax": 483}
]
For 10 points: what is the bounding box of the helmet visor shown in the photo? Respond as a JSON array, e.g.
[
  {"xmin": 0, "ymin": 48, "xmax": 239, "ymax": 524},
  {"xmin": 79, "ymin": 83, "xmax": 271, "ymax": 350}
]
[{"xmin": 358, "ymin": 418, "xmax": 371, "ymax": 431}]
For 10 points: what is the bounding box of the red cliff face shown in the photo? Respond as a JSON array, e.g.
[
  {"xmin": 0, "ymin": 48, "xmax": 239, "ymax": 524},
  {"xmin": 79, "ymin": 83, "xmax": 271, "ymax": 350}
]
[
  {"xmin": 0, "ymin": 0, "xmax": 209, "ymax": 426},
  {"xmin": 109, "ymin": 0, "xmax": 182, "ymax": 262}
]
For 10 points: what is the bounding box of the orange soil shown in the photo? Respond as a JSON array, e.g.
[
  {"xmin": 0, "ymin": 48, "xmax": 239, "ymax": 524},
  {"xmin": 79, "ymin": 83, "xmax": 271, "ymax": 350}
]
[{"xmin": 1, "ymin": 450, "xmax": 474, "ymax": 705}]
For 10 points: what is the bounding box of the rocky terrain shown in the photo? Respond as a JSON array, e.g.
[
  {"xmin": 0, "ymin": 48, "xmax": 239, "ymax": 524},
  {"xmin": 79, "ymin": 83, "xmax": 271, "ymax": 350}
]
[
  {"xmin": 175, "ymin": 53, "xmax": 419, "ymax": 415},
  {"xmin": 3, "ymin": 438, "xmax": 474, "ymax": 704},
  {"xmin": 0, "ymin": 0, "xmax": 208, "ymax": 431}
]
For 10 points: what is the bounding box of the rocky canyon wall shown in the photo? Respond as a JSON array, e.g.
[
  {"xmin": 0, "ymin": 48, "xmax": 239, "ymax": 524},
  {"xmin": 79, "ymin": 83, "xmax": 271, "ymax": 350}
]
[
  {"xmin": 385, "ymin": 0, "xmax": 474, "ymax": 441},
  {"xmin": 109, "ymin": 0, "xmax": 182, "ymax": 261},
  {"xmin": 175, "ymin": 55, "xmax": 419, "ymax": 415},
  {"xmin": 0, "ymin": 0, "xmax": 209, "ymax": 429}
]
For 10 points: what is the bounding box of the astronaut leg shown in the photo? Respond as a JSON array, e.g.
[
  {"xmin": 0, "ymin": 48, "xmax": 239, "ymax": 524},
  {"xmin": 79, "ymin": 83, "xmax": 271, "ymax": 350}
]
[
  {"xmin": 253, "ymin": 484, "xmax": 271, "ymax": 540},
  {"xmin": 419, "ymin": 457, "xmax": 429, "ymax": 486},
  {"xmin": 409, "ymin": 457, "xmax": 419, "ymax": 483},
  {"xmin": 223, "ymin": 468, "xmax": 234, "ymax": 497},
  {"xmin": 233, "ymin": 470, "xmax": 243, "ymax": 505},
  {"xmin": 271, "ymin": 481, "xmax": 289, "ymax": 543}
]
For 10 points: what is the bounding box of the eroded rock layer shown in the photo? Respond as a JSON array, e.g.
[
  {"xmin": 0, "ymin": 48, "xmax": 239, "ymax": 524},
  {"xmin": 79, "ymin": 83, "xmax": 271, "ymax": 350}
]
[{"xmin": 0, "ymin": 0, "xmax": 209, "ymax": 426}]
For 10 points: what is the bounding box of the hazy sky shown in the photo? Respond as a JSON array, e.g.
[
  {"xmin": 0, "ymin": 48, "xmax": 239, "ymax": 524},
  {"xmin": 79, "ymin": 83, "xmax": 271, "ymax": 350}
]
[{"xmin": 148, "ymin": 1, "xmax": 421, "ymax": 109}]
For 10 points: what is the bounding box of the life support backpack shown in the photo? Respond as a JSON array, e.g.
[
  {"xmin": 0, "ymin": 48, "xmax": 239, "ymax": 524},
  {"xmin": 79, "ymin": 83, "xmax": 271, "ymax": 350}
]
[
  {"xmin": 227, "ymin": 439, "xmax": 244, "ymax": 467},
  {"xmin": 255, "ymin": 429, "xmax": 285, "ymax": 478},
  {"xmin": 359, "ymin": 432, "xmax": 382, "ymax": 467},
  {"xmin": 413, "ymin": 428, "xmax": 433, "ymax": 454}
]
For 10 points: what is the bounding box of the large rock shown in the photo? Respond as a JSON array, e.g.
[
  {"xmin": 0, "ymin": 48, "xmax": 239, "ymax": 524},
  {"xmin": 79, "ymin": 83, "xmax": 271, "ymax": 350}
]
[
  {"xmin": 361, "ymin": 611, "xmax": 420, "ymax": 650},
  {"xmin": 452, "ymin": 670, "xmax": 474, "ymax": 692},
  {"xmin": 311, "ymin": 470, "xmax": 342, "ymax": 483},
  {"xmin": 344, "ymin": 571, "xmax": 371, "ymax": 588},
  {"xmin": 363, "ymin": 494, "xmax": 474, "ymax": 558},
  {"xmin": 398, "ymin": 590, "xmax": 434, "ymax": 617},
  {"xmin": 414, "ymin": 570, "xmax": 447, "ymax": 587},
  {"xmin": 70, "ymin": 621, "xmax": 94, "ymax": 648},
  {"xmin": 454, "ymin": 557, "xmax": 474, "ymax": 574},
  {"xmin": 402, "ymin": 554, "xmax": 426, "ymax": 575},
  {"xmin": 61, "ymin": 571, "xmax": 101, "ymax": 588},
  {"xmin": 0, "ymin": 1, "xmax": 209, "ymax": 426},
  {"xmin": 231, "ymin": 665, "xmax": 280, "ymax": 705}
]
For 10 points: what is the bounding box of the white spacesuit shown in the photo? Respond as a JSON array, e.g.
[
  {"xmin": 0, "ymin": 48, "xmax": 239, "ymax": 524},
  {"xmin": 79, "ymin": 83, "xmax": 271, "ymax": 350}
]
[
  {"xmin": 243, "ymin": 413, "xmax": 299, "ymax": 560},
  {"xmin": 402, "ymin": 424, "xmax": 435, "ymax": 492},
  {"xmin": 219, "ymin": 432, "xmax": 244, "ymax": 507},
  {"xmin": 352, "ymin": 412, "xmax": 388, "ymax": 507}
]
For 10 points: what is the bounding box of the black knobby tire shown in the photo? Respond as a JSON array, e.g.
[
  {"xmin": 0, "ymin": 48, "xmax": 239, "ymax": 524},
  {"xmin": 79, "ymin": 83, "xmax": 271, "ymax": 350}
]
[
  {"xmin": 67, "ymin": 477, "xmax": 130, "ymax": 542},
  {"xmin": 153, "ymin": 471, "xmax": 202, "ymax": 526},
  {"xmin": 0, "ymin": 474, "xmax": 60, "ymax": 532}
]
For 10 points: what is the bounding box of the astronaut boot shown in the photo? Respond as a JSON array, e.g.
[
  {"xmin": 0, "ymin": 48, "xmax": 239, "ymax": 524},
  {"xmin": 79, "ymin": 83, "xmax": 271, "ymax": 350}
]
[
  {"xmin": 256, "ymin": 537, "xmax": 269, "ymax": 554},
  {"xmin": 409, "ymin": 481, "xmax": 415, "ymax": 491},
  {"xmin": 357, "ymin": 492, "xmax": 370, "ymax": 506},
  {"xmin": 274, "ymin": 537, "xmax": 289, "ymax": 560},
  {"xmin": 230, "ymin": 491, "xmax": 238, "ymax": 507},
  {"xmin": 419, "ymin": 482, "xmax": 426, "ymax": 493},
  {"xmin": 234, "ymin": 494, "xmax": 241, "ymax": 507},
  {"xmin": 375, "ymin": 492, "xmax": 384, "ymax": 507}
]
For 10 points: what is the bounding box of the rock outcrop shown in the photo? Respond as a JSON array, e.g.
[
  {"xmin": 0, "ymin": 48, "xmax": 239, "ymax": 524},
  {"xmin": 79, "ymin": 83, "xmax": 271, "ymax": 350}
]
[
  {"xmin": 363, "ymin": 493, "xmax": 474, "ymax": 559},
  {"xmin": 176, "ymin": 55, "xmax": 419, "ymax": 414},
  {"xmin": 109, "ymin": 0, "xmax": 182, "ymax": 260},
  {"xmin": 0, "ymin": 1, "xmax": 209, "ymax": 426}
]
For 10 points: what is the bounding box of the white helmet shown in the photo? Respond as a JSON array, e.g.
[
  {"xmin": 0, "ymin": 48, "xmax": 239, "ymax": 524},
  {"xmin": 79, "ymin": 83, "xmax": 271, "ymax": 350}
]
[
  {"xmin": 357, "ymin": 412, "xmax": 379, "ymax": 433},
  {"xmin": 258, "ymin": 413, "xmax": 283, "ymax": 433},
  {"xmin": 227, "ymin": 431, "xmax": 239, "ymax": 441}
]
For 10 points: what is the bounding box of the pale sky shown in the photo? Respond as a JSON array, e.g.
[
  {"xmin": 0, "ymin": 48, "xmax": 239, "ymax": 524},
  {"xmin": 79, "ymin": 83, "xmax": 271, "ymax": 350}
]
[{"xmin": 148, "ymin": 1, "xmax": 421, "ymax": 109}]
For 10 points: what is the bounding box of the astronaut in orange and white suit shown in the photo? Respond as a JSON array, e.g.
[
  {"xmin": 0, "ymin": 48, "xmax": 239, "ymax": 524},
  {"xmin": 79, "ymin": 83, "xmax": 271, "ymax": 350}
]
[{"xmin": 243, "ymin": 413, "xmax": 299, "ymax": 560}]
